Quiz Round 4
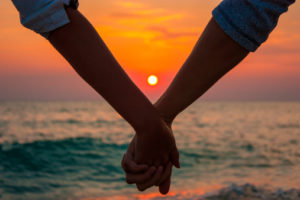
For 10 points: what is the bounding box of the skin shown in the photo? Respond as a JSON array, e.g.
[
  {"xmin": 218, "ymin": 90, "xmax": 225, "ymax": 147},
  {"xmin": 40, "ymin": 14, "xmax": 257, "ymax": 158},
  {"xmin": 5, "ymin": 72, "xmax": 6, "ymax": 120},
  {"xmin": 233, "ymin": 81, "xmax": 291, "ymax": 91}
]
[
  {"xmin": 122, "ymin": 135, "xmax": 174, "ymax": 194},
  {"xmin": 122, "ymin": 17, "xmax": 249, "ymax": 193},
  {"xmin": 122, "ymin": 135, "xmax": 173, "ymax": 191},
  {"xmin": 47, "ymin": 6, "xmax": 180, "ymax": 193}
]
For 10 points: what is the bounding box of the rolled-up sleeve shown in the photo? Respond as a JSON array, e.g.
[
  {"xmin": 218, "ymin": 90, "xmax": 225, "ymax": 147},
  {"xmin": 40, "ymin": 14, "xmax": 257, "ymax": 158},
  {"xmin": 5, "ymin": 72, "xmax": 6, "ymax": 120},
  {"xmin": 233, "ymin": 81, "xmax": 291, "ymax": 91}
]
[
  {"xmin": 212, "ymin": 0, "xmax": 295, "ymax": 52},
  {"xmin": 11, "ymin": 0, "xmax": 78, "ymax": 38}
]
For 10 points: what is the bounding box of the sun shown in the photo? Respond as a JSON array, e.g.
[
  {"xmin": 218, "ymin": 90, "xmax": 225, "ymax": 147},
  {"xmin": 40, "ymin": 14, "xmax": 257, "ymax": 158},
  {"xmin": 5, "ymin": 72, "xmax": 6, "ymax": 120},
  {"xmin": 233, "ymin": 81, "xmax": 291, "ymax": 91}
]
[{"xmin": 147, "ymin": 75, "xmax": 158, "ymax": 86}]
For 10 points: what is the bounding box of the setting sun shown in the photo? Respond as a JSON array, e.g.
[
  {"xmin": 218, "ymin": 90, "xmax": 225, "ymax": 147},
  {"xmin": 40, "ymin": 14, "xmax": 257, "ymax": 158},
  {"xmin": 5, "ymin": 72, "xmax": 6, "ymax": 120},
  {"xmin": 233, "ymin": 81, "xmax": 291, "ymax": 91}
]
[{"xmin": 147, "ymin": 75, "xmax": 158, "ymax": 86}]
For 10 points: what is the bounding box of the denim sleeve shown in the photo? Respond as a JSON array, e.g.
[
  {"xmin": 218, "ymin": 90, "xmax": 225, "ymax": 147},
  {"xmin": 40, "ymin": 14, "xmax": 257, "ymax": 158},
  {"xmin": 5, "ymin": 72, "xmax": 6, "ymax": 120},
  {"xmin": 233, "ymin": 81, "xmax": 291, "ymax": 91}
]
[
  {"xmin": 212, "ymin": 0, "xmax": 295, "ymax": 52},
  {"xmin": 11, "ymin": 0, "xmax": 78, "ymax": 38}
]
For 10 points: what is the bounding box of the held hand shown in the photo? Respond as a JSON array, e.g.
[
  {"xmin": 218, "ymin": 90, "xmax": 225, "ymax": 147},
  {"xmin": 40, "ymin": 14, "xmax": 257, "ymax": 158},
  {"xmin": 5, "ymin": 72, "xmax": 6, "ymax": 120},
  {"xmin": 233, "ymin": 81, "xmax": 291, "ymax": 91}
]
[
  {"xmin": 134, "ymin": 119, "xmax": 179, "ymax": 168},
  {"xmin": 122, "ymin": 103, "xmax": 180, "ymax": 194},
  {"xmin": 122, "ymin": 136, "xmax": 174, "ymax": 194}
]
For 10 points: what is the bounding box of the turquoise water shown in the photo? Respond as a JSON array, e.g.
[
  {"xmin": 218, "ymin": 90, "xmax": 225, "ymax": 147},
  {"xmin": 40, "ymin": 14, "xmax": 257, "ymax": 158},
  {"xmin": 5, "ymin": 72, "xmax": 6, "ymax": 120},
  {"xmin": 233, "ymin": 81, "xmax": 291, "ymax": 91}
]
[{"xmin": 0, "ymin": 101, "xmax": 300, "ymax": 200}]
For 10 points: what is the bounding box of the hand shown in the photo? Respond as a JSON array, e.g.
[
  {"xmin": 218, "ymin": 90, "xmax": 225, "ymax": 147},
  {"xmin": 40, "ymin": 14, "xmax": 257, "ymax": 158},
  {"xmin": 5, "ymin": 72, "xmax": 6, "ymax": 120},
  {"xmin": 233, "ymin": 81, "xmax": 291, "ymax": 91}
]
[
  {"xmin": 121, "ymin": 101, "xmax": 179, "ymax": 194},
  {"xmin": 122, "ymin": 135, "xmax": 174, "ymax": 194},
  {"xmin": 134, "ymin": 119, "xmax": 179, "ymax": 167}
]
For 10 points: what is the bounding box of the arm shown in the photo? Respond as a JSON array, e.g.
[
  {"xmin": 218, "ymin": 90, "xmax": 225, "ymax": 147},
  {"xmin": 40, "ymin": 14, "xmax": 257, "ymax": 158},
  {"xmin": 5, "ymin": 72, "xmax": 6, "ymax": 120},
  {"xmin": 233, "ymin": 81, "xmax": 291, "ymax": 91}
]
[
  {"xmin": 49, "ymin": 8, "xmax": 158, "ymax": 133},
  {"xmin": 155, "ymin": 0, "xmax": 296, "ymax": 122},
  {"xmin": 155, "ymin": 18, "xmax": 249, "ymax": 124}
]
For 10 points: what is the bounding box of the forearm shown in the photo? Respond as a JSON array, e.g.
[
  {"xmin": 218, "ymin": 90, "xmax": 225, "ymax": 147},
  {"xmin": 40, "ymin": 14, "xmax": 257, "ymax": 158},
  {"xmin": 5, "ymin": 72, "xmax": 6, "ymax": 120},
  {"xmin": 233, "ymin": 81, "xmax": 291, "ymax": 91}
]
[
  {"xmin": 155, "ymin": 18, "xmax": 249, "ymax": 124},
  {"xmin": 49, "ymin": 8, "xmax": 160, "ymax": 132}
]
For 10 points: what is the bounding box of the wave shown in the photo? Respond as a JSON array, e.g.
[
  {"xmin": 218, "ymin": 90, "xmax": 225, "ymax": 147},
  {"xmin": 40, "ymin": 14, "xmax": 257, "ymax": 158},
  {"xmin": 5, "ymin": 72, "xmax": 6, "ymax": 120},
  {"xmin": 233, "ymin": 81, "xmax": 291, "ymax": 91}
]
[
  {"xmin": 202, "ymin": 183, "xmax": 300, "ymax": 200},
  {"xmin": 0, "ymin": 138, "xmax": 129, "ymax": 200},
  {"xmin": 0, "ymin": 137, "xmax": 128, "ymax": 162},
  {"xmin": 0, "ymin": 138, "xmax": 127, "ymax": 191}
]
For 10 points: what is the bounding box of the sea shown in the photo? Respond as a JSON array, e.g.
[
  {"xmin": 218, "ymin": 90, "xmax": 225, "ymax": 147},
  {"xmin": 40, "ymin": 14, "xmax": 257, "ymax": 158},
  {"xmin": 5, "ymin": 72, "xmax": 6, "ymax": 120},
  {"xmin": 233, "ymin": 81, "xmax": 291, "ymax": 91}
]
[{"xmin": 0, "ymin": 101, "xmax": 300, "ymax": 200}]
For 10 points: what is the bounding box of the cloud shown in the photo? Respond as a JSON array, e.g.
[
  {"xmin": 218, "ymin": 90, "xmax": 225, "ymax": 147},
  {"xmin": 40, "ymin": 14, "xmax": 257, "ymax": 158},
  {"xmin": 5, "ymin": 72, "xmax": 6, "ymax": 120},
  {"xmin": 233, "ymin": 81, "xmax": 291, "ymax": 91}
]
[
  {"xmin": 95, "ymin": 0, "xmax": 204, "ymax": 52},
  {"xmin": 110, "ymin": 1, "xmax": 185, "ymax": 23},
  {"xmin": 110, "ymin": 9, "xmax": 184, "ymax": 23},
  {"xmin": 98, "ymin": 25, "xmax": 199, "ymax": 45},
  {"xmin": 114, "ymin": 1, "xmax": 145, "ymax": 9},
  {"xmin": 100, "ymin": 1, "xmax": 200, "ymax": 44},
  {"xmin": 147, "ymin": 26, "xmax": 199, "ymax": 40}
]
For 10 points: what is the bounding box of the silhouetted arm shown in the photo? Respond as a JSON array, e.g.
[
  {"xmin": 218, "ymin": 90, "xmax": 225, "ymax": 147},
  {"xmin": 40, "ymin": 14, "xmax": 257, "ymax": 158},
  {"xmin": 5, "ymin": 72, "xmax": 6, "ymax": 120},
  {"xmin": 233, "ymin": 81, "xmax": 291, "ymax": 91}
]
[
  {"xmin": 48, "ymin": 8, "xmax": 158, "ymax": 132},
  {"xmin": 154, "ymin": 0, "xmax": 295, "ymax": 120},
  {"xmin": 155, "ymin": 18, "xmax": 249, "ymax": 124}
]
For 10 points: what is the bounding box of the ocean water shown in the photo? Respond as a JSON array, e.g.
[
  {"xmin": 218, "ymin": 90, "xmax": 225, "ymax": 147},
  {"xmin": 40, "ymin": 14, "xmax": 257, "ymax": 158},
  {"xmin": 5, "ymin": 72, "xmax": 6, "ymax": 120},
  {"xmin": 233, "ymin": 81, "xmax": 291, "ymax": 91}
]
[{"xmin": 0, "ymin": 101, "xmax": 300, "ymax": 200}]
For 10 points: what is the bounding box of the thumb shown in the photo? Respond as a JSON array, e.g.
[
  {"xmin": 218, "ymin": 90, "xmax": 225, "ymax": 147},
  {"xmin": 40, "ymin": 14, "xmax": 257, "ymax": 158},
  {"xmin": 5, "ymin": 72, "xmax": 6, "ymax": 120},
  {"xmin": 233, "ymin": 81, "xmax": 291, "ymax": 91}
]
[{"xmin": 170, "ymin": 146, "xmax": 180, "ymax": 168}]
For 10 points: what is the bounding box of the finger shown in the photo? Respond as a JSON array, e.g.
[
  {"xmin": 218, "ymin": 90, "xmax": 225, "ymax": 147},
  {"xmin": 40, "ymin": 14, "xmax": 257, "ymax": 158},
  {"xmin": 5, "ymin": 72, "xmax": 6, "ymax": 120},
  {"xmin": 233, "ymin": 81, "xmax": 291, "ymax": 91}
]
[
  {"xmin": 158, "ymin": 162, "xmax": 173, "ymax": 194},
  {"xmin": 136, "ymin": 166, "xmax": 164, "ymax": 192},
  {"xmin": 123, "ymin": 153, "xmax": 148, "ymax": 173},
  {"xmin": 121, "ymin": 154, "xmax": 128, "ymax": 171},
  {"xmin": 156, "ymin": 162, "xmax": 172, "ymax": 186},
  {"xmin": 125, "ymin": 166, "xmax": 156, "ymax": 184},
  {"xmin": 159, "ymin": 176, "xmax": 171, "ymax": 195},
  {"xmin": 170, "ymin": 146, "xmax": 180, "ymax": 168},
  {"xmin": 121, "ymin": 153, "xmax": 131, "ymax": 172}
]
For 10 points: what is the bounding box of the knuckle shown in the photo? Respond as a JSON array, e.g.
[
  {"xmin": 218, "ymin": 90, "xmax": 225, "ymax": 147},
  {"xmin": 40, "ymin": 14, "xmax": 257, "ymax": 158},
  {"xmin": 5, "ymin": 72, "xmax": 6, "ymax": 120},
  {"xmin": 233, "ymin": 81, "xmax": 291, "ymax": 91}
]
[
  {"xmin": 137, "ymin": 184, "xmax": 146, "ymax": 192},
  {"xmin": 125, "ymin": 176, "xmax": 133, "ymax": 184}
]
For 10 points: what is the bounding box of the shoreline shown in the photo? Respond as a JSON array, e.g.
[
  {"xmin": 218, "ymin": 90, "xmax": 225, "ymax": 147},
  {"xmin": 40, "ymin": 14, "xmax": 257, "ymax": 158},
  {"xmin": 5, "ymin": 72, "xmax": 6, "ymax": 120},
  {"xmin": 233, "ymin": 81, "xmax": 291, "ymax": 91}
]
[{"xmin": 82, "ymin": 183, "xmax": 300, "ymax": 200}]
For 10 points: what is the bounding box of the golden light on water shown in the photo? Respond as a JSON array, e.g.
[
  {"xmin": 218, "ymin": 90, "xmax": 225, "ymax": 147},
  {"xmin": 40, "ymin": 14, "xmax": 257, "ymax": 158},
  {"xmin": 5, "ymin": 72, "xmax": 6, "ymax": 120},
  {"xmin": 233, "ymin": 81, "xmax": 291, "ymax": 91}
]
[{"xmin": 147, "ymin": 75, "xmax": 158, "ymax": 86}]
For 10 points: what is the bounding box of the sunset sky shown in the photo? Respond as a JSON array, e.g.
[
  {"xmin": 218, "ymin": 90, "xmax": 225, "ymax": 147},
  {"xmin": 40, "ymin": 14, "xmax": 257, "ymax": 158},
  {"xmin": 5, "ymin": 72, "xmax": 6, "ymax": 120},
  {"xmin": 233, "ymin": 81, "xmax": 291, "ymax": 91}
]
[{"xmin": 0, "ymin": 0, "xmax": 299, "ymax": 101}]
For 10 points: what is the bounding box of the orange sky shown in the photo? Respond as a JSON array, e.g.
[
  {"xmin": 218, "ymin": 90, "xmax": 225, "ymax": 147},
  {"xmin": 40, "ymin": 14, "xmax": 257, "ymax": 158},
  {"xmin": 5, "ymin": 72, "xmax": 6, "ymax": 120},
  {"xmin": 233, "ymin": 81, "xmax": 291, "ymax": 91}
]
[{"xmin": 0, "ymin": 0, "xmax": 299, "ymax": 101}]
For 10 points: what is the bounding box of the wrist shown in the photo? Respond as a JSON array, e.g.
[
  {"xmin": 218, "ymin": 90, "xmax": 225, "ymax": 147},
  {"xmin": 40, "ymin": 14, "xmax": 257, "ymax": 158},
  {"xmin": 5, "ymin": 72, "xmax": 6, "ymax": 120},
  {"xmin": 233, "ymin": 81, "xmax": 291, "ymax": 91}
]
[
  {"xmin": 131, "ymin": 108, "xmax": 163, "ymax": 135},
  {"xmin": 154, "ymin": 101, "xmax": 176, "ymax": 127}
]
